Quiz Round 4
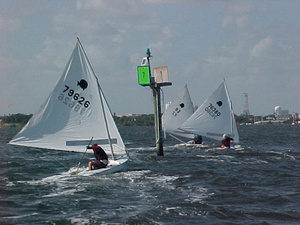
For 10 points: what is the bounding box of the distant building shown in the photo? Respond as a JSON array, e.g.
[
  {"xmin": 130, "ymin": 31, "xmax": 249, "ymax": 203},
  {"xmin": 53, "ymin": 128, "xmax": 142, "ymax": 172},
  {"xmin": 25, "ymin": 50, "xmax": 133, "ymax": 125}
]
[
  {"xmin": 254, "ymin": 116, "xmax": 262, "ymax": 122},
  {"xmin": 242, "ymin": 93, "xmax": 250, "ymax": 116},
  {"xmin": 274, "ymin": 106, "xmax": 291, "ymax": 121},
  {"xmin": 115, "ymin": 113, "xmax": 149, "ymax": 118},
  {"xmin": 274, "ymin": 106, "xmax": 282, "ymax": 115}
]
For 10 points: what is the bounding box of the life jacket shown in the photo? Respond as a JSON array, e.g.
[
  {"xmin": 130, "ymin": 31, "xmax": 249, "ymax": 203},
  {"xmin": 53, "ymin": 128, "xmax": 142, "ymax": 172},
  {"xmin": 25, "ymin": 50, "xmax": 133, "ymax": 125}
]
[{"xmin": 92, "ymin": 146, "xmax": 108, "ymax": 161}]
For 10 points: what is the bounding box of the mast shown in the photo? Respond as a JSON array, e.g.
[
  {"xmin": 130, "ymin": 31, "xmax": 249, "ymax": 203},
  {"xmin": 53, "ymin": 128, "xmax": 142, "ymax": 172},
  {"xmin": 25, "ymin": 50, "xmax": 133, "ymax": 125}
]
[
  {"xmin": 77, "ymin": 38, "xmax": 115, "ymax": 159},
  {"xmin": 224, "ymin": 80, "xmax": 234, "ymax": 137},
  {"xmin": 98, "ymin": 82, "xmax": 115, "ymax": 160}
]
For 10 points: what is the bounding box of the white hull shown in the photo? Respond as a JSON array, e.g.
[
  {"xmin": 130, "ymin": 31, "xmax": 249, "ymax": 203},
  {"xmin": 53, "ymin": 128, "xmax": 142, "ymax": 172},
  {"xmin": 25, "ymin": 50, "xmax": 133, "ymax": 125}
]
[
  {"xmin": 78, "ymin": 157, "xmax": 128, "ymax": 176},
  {"xmin": 174, "ymin": 143, "xmax": 243, "ymax": 151},
  {"xmin": 175, "ymin": 143, "xmax": 209, "ymax": 148},
  {"xmin": 215, "ymin": 145, "xmax": 242, "ymax": 150}
]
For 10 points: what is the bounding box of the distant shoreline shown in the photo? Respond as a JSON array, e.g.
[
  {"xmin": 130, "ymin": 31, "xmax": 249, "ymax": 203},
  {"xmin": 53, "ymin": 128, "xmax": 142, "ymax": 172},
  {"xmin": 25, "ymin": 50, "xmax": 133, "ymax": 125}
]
[
  {"xmin": 0, "ymin": 113, "xmax": 155, "ymax": 127},
  {"xmin": 0, "ymin": 123, "xmax": 27, "ymax": 128},
  {"xmin": 0, "ymin": 113, "xmax": 297, "ymax": 128}
]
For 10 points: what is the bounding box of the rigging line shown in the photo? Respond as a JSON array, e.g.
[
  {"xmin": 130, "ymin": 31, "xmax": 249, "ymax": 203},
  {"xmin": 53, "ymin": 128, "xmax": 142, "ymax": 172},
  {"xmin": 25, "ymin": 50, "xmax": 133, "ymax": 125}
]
[
  {"xmin": 97, "ymin": 79, "xmax": 115, "ymax": 160},
  {"xmin": 169, "ymin": 133, "xmax": 186, "ymax": 144},
  {"xmin": 223, "ymin": 80, "xmax": 234, "ymax": 136},
  {"xmin": 111, "ymin": 144, "xmax": 129, "ymax": 157},
  {"xmin": 77, "ymin": 38, "xmax": 115, "ymax": 160},
  {"xmin": 76, "ymin": 38, "xmax": 114, "ymax": 116},
  {"xmin": 51, "ymin": 153, "xmax": 69, "ymax": 170},
  {"xmin": 49, "ymin": 153, "xmax": 69, "ymax": 170},
  {"xmin": 31, "ymin": 147, "xmax": 69, "ymax": 170}
]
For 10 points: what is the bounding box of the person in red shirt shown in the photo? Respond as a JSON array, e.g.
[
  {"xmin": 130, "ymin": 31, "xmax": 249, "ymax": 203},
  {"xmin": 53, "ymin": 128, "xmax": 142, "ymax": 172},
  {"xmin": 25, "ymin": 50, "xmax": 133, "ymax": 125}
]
[
  {"xmin": 87, "ymin": 144, "xmax": 108, "ymax": 170},
  {"xmin": 221, "ymin": 134, "xmax": 233, "ymax": 148}
]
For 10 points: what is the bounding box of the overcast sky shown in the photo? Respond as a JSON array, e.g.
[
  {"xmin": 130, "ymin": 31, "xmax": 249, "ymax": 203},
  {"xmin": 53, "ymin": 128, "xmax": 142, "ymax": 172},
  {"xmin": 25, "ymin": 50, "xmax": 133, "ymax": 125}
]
[{"xmin": 1, "ymin": 0, "xmax": 300, "ymax": 116}]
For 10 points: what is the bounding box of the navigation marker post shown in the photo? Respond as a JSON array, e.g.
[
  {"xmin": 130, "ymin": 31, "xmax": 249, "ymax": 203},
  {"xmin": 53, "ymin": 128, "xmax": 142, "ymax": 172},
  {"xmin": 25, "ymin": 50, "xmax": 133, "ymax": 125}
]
[{"xmin": 137, "ymin": 48, "xmax": 172, "ymax": 156}]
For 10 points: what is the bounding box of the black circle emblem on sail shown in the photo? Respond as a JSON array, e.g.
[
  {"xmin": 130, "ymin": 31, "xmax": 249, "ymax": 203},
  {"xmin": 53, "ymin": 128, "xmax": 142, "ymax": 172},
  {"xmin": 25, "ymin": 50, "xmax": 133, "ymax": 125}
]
[
  {"xmin": 217, "ymin": 101, "xmax": 223, "ymax": 107},
  {"xmin": 77, "ymin": 79, "xmax": 88, "ymax": 90},
  {"xmin": 180, "ymin": 103, "xmax": 185, "ymax": 108}
]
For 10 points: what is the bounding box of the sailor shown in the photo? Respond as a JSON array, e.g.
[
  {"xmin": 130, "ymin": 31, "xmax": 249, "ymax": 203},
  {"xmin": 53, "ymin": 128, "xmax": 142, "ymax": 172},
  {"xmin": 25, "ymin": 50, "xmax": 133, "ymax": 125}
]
[
  {"xmin": 87, "ymin": 143, "xmax": 108, "ymax": 170},
  {"xmin": 221, "ymin": 134, "xmax": 233, "ymax": 148},
  {"xmin": 191, "ymin": 135, "xmax": 202, "ymax": 144}
]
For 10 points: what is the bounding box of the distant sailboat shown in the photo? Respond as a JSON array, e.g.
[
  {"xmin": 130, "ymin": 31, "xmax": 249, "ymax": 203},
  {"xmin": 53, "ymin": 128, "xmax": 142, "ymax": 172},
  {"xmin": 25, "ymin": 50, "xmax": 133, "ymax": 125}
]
[
  {"xmin": 162, "ymin": 85, "xmax": 195, "ymax": 141},
  {"xmin": 179, "ymin": 80, "xmax": 239, "ymax": 144},
  {"xmin": 9, "ymin": 38, "xmax": 129, "ymax": 175}
]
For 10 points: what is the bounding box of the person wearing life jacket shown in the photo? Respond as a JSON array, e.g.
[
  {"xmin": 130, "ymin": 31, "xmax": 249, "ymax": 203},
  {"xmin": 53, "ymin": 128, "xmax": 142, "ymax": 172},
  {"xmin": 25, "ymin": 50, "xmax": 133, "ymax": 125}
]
[
  {"xmin": 221, "ymin": 134, "xmax": 233, "ymax": 148},
  {"xmin": 87, "ymin": 144, "xmax": 108, "ymax": 170},
  {"xmin": 191, "ymin": 135, "xmax": 203, "ymax": 144}
]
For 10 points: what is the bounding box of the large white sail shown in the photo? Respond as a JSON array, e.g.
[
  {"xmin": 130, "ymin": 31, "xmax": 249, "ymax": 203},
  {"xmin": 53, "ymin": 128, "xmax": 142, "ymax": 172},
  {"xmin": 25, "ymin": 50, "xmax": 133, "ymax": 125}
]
[
  {"xmin": 162, "ymin": 85, "xmax": 195, "ymax": 138},
  {"xmin": 179, "ymin": 81, "xmax": 239, "ymax": 143},
  {"xmin": 9, "ymin": 39, "xmax": 126, "ymax": 157}
]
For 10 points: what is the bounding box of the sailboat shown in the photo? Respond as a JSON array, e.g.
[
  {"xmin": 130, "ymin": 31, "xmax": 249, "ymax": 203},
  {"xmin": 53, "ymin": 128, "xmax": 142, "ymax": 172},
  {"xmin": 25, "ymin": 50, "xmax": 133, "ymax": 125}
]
[
  {"xmin": 9, "ymin": 38, "xmax": 129, "ymax": 175},
  {"xmin": 162, "ymin": 85, "xmax": 195, "ymax": 141},
  {"xmin": 179, "ymin": 80, "xmax": 239, "ymax": 147}
]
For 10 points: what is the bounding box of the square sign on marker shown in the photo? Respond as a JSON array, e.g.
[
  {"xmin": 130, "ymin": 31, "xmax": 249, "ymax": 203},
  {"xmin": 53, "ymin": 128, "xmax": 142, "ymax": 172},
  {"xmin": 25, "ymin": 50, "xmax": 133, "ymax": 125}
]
[{"xmin": 137, "ymin": 66, "xmax": 151, "ymax": 86}]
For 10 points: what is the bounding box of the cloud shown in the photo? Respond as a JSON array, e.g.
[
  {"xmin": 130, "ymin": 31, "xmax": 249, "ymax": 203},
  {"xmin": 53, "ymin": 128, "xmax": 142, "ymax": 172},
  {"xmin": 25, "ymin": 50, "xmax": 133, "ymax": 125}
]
[
  {"xmin": 142, "ymin": 0, "xmax": 208, "ymax": 3},
  {"xmin": 0, "ymin": 55, "xmax": 20, "ymax": 75},
  {"xmin": 76, "ymin": 0, "xmax": 141, "ymax": 17},
  {"xmin": 142, "ymin": 0, "xmax": 185, "ymax": 3},
  {"xmin": 0, "ymin": 16, "xmax": 20, "ymax": 32},
  {"xmin": 76, "ymin": 0, "xmax": 104, "ymax": 10},
  {"xmin": 222, "ymin": 2, "xmax": 252, "ymax": 29},
  {"xmin": 229, "ymin": 2, "xmax": 252, "ymax": 14},
  {"xmin": 250, "ymin": 36, "xmax": 273, "ymax": 57}
]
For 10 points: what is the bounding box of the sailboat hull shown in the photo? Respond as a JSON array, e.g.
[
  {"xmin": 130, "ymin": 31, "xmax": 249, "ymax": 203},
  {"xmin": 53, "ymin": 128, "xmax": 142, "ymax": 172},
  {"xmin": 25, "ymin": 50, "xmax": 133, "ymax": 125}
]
[
  {"xmin": 175, "ymin": 143, "xmax": 209, "ymax": 148},
  {"xmin": 78, "ymin": 157, "xmax": 128, "ymax": 176},
  {"xmin": 215, "ymin": 144, "xmax": 242, "ymax": 150}
]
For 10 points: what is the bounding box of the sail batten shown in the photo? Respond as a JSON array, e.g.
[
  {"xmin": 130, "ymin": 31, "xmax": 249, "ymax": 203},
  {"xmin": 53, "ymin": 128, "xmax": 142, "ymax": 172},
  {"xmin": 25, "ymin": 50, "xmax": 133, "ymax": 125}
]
[
  {"xmin": 66, "ymin": 139, "xmax": 117, "ymax": 146},
  {"xmin": 9, "ymin": 39, "xmax": 126, "ymax": 157}
]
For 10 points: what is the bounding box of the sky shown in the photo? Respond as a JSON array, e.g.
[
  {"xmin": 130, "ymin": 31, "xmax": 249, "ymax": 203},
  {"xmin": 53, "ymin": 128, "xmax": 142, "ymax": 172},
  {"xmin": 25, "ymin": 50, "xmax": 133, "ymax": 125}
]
[{"xmin": 1, "ymin": 0, "xmax": 300, "ymax": 116}]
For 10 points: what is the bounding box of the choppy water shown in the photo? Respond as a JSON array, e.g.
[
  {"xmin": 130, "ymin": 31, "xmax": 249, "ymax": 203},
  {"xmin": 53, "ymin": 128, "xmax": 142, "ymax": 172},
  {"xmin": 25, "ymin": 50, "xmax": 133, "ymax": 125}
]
[{"xmin": 0, "ymin": 124, "xmax": 300, "ymax": 224}]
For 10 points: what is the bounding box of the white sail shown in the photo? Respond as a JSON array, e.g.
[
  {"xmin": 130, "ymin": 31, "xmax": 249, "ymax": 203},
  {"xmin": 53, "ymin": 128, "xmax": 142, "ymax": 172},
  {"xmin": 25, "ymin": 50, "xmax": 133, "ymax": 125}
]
[
  {"xmin": 179, "ymin": 81, "xmax": 239, "ymax": 143},
  {"xmin": 162, "ymin": 85, "xmax": 195, "ymax": 138},
  {"xmin": 9, "ymin": 39, "xmax": 126, "ymax": 157}
]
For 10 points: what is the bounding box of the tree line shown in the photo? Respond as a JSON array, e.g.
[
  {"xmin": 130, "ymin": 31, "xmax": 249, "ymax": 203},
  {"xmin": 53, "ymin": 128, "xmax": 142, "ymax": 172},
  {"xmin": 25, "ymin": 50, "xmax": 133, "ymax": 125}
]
[
  {"xmin": 0, "ymin": 113, "xmax": 33, "ymax": 126},
  {"xmin": 3, "ymin": 113, "xmax": 288, "ymax": 127},
  {"xmin": 0, "ymin": 113, "xmax": 155, "ymax": 126},
  {"xmin": 114, "ymin": 114, "xmax": 154, "ymax": 126}
]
